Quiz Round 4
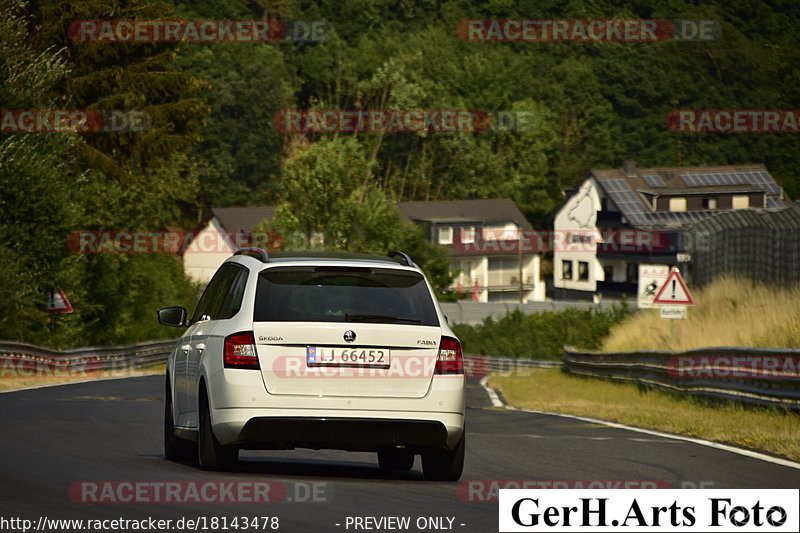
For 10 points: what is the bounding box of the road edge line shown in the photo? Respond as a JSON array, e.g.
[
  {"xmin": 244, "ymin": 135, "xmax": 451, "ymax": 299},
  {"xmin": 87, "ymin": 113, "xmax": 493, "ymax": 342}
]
[{"xmin": 479, "ymin": 375, "xmax": 504, "ymax": 407}]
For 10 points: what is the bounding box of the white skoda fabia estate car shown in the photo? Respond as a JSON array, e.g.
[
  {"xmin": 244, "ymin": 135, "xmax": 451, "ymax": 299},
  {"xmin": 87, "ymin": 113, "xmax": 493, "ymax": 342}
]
[{"xmin": 158, "ymin": 249, "xmax": 466, "ymax": 480}]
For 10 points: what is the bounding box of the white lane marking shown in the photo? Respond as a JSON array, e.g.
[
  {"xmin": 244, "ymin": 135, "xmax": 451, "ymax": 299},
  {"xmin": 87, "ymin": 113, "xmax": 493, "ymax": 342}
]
[
  {"xmin": 479, "ymin": 375, "xmax": 800, "ymax": 471},
  {"xmin": 479, "ymin": 376, "xmax": 504, "ymax": 407},
  {"xmin": 0, "ymin": 373, "xmax": 162, "ymax": 394}
]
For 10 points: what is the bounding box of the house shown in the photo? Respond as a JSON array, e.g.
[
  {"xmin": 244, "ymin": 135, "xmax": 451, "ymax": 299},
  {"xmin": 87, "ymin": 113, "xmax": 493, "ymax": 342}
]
[
  {"xmin": 183, "ymin": 206, "xmax": 276, "ymax": 282},
  {"xmin": 397, "ymin": 199, "xmax": 546, "ymax": 302},
  {"xmin": 185, "ymin": 199, "xmax": 545, "ymax": 303},
  {"xmin": 552, "ymin": 162, "xmax": 788, "ymax": 299}
]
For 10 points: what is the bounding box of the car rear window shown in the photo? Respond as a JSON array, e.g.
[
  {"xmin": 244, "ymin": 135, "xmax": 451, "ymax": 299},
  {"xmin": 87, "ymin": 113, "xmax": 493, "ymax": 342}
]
[{"xmin": 254, "ymin": 266, "xmax": 439, "ymax": 326}]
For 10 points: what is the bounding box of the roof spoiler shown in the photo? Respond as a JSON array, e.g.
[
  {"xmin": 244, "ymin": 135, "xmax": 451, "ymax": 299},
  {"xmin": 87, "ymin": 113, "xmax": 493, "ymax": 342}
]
[
  {"xmin": 234, "ymin": 247, "xmax": 270, "ymax": 263},
  {"xmin": 388, "ymin": 250, "xmax": 416, "ymax": 267}
]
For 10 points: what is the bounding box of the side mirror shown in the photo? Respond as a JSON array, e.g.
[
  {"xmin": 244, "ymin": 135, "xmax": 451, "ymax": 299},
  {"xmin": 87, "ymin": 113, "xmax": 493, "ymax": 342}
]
[{"xmin": 157, "ymin": 306, "xmax": 188, "ymax": 327}]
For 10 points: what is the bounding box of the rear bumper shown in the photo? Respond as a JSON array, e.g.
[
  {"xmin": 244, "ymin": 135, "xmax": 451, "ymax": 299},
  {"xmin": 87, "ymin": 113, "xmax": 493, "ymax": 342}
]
[
  {"xmin": 213, "ymin": 408, "xmax": 464, "ymax": 451},
  {"xmin": 236, "ymin": 417, "xmax": 449, "ymax": 452}
]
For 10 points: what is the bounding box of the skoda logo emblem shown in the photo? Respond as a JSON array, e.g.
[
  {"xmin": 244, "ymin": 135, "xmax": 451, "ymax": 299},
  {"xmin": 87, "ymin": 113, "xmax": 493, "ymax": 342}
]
[{"xmin": 343, "ymin": 330, "xmax": 356, "ymax": 343}]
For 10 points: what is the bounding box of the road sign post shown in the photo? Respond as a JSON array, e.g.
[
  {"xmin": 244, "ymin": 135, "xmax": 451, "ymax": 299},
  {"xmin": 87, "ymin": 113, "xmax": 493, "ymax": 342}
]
[
  {"xmin": 652, "ymin": 268, "xmax": 695, "ymax": 350},
  {"xmin": 637, "ymin": 264, "xmax": 670, "ymax": 309},
  {"xmin": 46, "ymin": 289, "xmax": 73, "ymax": 330}
]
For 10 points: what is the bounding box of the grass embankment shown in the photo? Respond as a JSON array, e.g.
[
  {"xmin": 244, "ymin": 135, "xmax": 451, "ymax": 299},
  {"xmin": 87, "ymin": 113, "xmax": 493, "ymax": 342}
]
[
  {"xmin": 602, "ymin": 276, "xmax": 800, "ymax": 351},
  {"xmin": 0, "ymin": 363, "xmax": 166, "ymax": 392},
  {"xmin": 490, "ymin": 367, "xmax": 800, "ymax": 462}
]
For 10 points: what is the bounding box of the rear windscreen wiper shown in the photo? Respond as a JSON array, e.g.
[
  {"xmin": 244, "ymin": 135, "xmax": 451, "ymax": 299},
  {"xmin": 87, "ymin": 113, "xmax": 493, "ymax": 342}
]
[{"xmin": 345, "ymin": 313, "xmax": 421, "ymax": 323}]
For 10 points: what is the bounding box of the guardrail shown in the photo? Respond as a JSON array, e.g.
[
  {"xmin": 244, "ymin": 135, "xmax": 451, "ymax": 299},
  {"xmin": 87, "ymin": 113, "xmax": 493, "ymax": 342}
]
[
  {"xmin": 563, "ymin": 346, "xmax": 800, "ymax": 411},
  {"xmin": 8, "ymin": 338, "xmax": 795, "ymax": 412},
  {"xmin": 0, "ymin": 339, "xmax": 559, "ymax": 380},
  {"xmin": 0, "ymin": 339, "xmax": 175, "ymax": 377},
  {"xmin": 463, "ymin": 355, "xmax": 560, "ymax": 377}
]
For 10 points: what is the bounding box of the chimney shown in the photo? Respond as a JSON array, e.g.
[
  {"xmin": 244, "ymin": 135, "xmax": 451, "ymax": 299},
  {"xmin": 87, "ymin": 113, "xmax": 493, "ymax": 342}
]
[{"xmin": 623, "ymin": 160, "xmax": 636, "ymax": 177}]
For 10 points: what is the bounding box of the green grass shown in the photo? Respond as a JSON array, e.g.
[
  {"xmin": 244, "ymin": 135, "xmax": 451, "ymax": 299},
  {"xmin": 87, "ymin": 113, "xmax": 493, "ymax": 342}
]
[{"xmin": 490, "ymin": 367, "xmax": 800, "ymax": 462}]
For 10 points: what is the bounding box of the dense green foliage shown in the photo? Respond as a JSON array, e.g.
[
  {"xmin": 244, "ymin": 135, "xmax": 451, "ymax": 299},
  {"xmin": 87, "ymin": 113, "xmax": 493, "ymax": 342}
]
[
  {"xmin": 1, "ymin": 0, "xmax": 798, "ymax": 347},
  {"xmin": 452, "ymin": 305, "xmax": 631, "ymax": 359}
]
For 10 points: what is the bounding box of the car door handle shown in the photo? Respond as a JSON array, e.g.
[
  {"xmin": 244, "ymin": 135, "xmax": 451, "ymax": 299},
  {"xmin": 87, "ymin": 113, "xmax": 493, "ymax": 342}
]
[{"xmin": 196, "ymin": 343, "xmax": 206, "ymax": 353}]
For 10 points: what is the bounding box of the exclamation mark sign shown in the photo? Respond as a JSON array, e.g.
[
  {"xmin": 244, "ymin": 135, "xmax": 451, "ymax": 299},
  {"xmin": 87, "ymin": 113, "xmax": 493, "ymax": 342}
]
[{"xmin": 671, "ymin": 279, "xmax": 676, "ymax": 299}]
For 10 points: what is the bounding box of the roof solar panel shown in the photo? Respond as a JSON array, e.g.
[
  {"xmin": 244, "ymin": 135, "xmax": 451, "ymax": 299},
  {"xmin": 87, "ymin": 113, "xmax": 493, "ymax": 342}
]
[
  {"xmin": 767, "ymin": 197, "xmax": 785, "ymax": 208},
  {"xmin": 603, "ymin": 179, "xmax": 647, "ymax": 221},
  {"xmin": 643, "ymin": 174, "xmax": 665, "ymax": 187},
  {"xmin": 681, "ymin": 174, "xmax": 701, "ymax": 186}
]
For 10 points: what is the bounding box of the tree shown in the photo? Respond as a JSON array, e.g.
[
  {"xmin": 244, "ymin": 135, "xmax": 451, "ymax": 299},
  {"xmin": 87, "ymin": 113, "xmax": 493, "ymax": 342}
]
[
  {"xmin": 0, "ymin": 0, "xmax": 81, "ymax": 344},
  {"xmin": 258, "ymin": 136, "xmax": 453, "ymax": 290}
]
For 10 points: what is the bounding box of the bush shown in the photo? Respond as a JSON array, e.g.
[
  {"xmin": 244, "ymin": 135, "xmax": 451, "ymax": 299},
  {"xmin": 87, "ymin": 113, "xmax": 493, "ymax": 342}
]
[{"xmin": 451, "ymin": 304, "xmax": 629, "ymax": 360}]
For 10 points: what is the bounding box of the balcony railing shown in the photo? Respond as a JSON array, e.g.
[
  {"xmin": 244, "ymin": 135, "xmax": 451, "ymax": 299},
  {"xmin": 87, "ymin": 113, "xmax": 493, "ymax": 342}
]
[{"xmin": 452, "ymin": 275, "xmax": 536, "ymax": 291}]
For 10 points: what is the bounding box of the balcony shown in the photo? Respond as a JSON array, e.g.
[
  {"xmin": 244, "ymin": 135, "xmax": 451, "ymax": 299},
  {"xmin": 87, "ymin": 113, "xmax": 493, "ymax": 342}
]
[
  {"xmin": 596, "ymin": 280, "xmax": 637, "ymax": 297},
  {"xmin": 452, "ymin": 274, "xmax": 536, "ymax": 293}
]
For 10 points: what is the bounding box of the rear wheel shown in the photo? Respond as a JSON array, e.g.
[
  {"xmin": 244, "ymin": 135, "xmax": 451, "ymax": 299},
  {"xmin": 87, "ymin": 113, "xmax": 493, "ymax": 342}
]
[
  {"xmin": 198, "ymin": 386, "xmax": 238, "ymax": 470},
  {"xmin": 377, "ymin": 448, "xmax": 415, "ymax": 471},
  {"xmin": 164, "ymin": 377, "xmax": 193, "ymax": 461},
  {"xmin": 422, "ymin": 432, "xmax": 465, "ymax": 481}
]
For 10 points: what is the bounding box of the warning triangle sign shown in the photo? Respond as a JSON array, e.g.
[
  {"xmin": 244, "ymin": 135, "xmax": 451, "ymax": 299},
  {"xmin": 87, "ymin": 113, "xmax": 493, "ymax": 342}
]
[
  {"xmin": 653, "ymin": 268, "xmax": 694, "ymax": 305},
  {"xmin": 46, "ymin": 289, "xmax": 74, "ymax": 313}
]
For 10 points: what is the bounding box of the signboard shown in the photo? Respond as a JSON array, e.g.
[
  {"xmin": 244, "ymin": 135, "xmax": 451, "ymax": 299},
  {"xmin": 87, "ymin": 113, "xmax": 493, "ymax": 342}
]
[
  {"xmin": 637, "ymin": 264, "xmax": 670, "ymax": 309},
  {"xmin": 653, "ymin": 267, "xmax": 695, "ymax": 306},
  {"xmin": 660, "ymin": 306, "xmax": 687, "ymax": 320},
  {"xmin": 46, "ymin": 289, "xmax": 74, "ymax": 313}
]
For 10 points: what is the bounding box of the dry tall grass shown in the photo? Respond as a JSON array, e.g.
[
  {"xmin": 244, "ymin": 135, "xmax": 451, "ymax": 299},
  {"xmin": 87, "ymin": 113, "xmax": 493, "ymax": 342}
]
[
  {"xmin": 0, "ymin": 363, "xmax": 166, "ymax": 392},
  {"xmin": 602, "ymin": 276, "xmax": 800, "ymax": 351}
]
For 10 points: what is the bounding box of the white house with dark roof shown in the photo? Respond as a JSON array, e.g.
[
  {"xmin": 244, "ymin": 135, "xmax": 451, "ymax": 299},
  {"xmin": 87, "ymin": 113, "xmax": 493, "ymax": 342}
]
[
  {"xmin": 397, "ymin": 199, "xmax": 546, "ymax": 302},
  {"xmin": 183, "ymin": 206, "xmax": 276, "ymax": 282},
  {"xmin": 553, "ymin": 162, "xmax": 788, "ymax": 299},
  {"xmin": 185, "ymin": 199, "xmax": 545, "ymax": 302}
]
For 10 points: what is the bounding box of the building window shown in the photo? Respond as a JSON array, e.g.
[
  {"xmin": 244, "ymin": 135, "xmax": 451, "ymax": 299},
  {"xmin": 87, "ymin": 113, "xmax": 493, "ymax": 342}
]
[
  {"xmin": 702, "ymin": 197, "xmax": 718, "ymax": 210},
  {"xmin": 733, "ymin": 195, "xmax": 750, "ymax": 209},
  {"xmin": 578, "ymin": 261, "xmax": 589, "ymax": 281},
  {"xmin": 461, "ymin": 226, "xmax": 475, "ymax": 244},
  {"xmin": 626, "ymin": 262, "xmax": 638, "ymax": 283},
  {"xmin": 602, "ymin": 265, "xmax": 613, "ymax": 282},
  {"xmin": 561, "ymin": 260, "xmax": 573, "ymax": 280},
  {"xmin": 438, "ymin": 226, "xmax": 453, "ymax": 245},
  {"xmin": 483, "ymin": 223, "xmax": 518, "ymax": 241},
  {"xmin": 669, "ymin": 197, "xmax": 687, "ymax": 212}
]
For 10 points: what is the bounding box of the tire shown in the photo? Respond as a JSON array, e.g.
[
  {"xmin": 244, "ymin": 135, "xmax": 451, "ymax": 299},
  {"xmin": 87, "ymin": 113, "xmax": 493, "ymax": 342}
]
[
  {"xmin": 377, "ymin": 448, "xmax": 415, "ymax": 471},
  {"xmin": 198, "ymin": 386, "xmax": 238, "ymax": 470},
  {"xmin": 164, "ymin": 377, "xmax": 193, "ymax": 461},
  {"xmin": 422, "ymin": 432, "xmax": 465, "ymax": 481}
]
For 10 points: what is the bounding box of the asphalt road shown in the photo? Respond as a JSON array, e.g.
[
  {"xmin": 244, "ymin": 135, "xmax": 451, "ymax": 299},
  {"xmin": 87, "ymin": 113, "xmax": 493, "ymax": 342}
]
[{"xmin": 0, "ymin": 376, "xmax": 798, "ymax": 533}]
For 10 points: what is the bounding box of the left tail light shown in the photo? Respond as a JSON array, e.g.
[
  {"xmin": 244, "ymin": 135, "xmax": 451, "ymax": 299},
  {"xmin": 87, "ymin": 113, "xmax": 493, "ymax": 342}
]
[
  {"xmin": 435, "ymin": 336, "xmax": 464, "ymax": 375},
  {"xmin": 224, "ymin": 331, "xmax": 260, "ymax": 369}
]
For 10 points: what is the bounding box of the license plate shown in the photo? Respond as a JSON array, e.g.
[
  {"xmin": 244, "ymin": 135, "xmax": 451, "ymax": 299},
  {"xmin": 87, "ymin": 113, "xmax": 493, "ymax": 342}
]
[{"xmin": 307, "ymin": 346, "xmax": 390, "ymax": 368}]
